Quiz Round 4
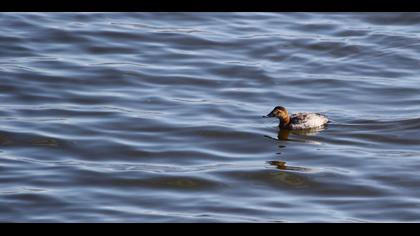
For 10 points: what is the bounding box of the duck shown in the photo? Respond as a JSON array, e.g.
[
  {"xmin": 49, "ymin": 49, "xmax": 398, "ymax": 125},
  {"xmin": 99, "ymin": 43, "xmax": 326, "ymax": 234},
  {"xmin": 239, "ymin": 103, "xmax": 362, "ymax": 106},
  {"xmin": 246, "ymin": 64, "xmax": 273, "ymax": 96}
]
[{"xmin": 264, "ymin": 106, "xmax": 328, "ymax": 130}]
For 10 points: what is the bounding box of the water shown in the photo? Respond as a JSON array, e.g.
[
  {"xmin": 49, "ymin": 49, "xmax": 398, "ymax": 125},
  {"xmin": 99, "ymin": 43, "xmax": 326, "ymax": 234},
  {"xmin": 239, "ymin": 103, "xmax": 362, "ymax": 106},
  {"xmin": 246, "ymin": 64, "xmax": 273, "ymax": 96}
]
[{"xmin": 1, "ymin": 12, "xmax": 420, "ymax": 222}]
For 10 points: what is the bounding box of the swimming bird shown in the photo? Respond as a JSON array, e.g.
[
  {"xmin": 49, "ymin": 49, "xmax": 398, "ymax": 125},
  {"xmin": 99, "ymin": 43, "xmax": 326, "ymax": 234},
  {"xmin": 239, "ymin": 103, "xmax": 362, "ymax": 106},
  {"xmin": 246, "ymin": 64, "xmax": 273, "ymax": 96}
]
[{"xmin": 264, "ymin": 106, "xmax": 328, "ymax": 130}]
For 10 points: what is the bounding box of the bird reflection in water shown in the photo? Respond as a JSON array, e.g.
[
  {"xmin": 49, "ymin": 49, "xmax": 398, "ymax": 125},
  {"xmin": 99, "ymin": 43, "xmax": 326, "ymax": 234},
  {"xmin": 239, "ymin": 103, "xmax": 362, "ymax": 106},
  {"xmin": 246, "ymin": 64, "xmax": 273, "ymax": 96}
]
[
  {"xmin": 264, "ymin": 126, "xmax": 326, "ymax": 145},
  {"xmin": 276, "ymin": 126, "xmax": 327, "ymax": 141},
  {"xmin": 266, "ymin": 160, "xmax": 309, "ymax": 187},
  {"xmin": 267, "ymin": 160, "xmax": 311, "ymax": 172},
  {"xmin": 266, "ymin": 156, "xmax": 313, "ymax": 187},
  {"xmin": 265, "ymin": 126, "xmax": 327, "ymax": 176}
]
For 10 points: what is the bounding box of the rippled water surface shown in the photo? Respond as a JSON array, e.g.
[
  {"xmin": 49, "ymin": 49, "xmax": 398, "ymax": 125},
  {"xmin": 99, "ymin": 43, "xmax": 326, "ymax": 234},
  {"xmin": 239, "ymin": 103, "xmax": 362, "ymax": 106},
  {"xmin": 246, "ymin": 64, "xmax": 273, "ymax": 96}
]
[{"xmin": 2, "ymin": 12, "xmax": 420, "ymax": 222}]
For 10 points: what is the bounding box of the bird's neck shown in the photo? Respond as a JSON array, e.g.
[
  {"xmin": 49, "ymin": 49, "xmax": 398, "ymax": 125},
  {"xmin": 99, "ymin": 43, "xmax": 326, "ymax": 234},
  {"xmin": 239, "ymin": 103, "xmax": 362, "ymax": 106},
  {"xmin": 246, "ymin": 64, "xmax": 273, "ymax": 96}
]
[{"xmin": 279, "ymin": 115, "xmax": 291, "ymax": 128}]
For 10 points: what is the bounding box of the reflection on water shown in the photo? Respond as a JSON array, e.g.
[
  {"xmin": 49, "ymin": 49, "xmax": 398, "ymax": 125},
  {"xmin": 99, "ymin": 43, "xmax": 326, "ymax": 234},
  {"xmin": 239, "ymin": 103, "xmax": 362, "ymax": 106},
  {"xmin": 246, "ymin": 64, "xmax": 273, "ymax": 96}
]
[
  {"xmin": 276, "ymin": 127, "xmax": 326, "ymax": 140},
  {"xmin": 264, "ymin": 125, "xmax": 326, "ymax": 144},
  {"xmin": 267, "ymin": 160, "xmax": 312, "ymax": 173},
  {"xmin": 268, "ymin": 170, "xmax": 307, "ymax": 187},
  {"xmin": 265, "ymin": 123, "xmax": 324, "ymax": 188}
]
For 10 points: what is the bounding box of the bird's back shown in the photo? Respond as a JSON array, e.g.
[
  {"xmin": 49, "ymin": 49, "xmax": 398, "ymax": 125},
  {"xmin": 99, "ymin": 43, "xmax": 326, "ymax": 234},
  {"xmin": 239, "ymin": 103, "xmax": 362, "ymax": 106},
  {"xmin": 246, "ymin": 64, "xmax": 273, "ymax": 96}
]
[{"xmin": 289, "ymin": 112, "xmax": 328, "ymax": 130}]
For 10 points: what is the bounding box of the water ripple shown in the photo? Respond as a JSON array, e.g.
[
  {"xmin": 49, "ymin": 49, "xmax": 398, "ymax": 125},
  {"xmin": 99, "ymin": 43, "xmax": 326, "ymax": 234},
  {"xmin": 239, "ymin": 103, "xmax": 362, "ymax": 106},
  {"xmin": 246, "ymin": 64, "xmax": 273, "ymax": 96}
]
[{"xmin": 1, "ymin": 12, "xmax": 420, "ymax": 222}]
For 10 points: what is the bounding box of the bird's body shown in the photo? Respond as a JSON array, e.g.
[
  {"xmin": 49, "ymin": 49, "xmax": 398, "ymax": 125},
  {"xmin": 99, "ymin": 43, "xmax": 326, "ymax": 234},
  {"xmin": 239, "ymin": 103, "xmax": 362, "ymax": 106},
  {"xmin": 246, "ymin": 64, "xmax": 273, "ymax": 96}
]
[
  {"xmin": 287, "ymin": 112, "xmax": 328, "ymax": 130},
  {"xmin": 264, "ymin": 106, "xmax": 328, "ymax": 130}
]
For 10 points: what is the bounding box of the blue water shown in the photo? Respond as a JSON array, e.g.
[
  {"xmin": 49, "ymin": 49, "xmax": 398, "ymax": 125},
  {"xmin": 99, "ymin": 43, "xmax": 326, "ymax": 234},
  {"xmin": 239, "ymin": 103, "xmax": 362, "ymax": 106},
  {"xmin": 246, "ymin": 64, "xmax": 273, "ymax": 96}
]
[{"xmin": 1, "ymin": 12, "xmax": 420, "ymax": 222}]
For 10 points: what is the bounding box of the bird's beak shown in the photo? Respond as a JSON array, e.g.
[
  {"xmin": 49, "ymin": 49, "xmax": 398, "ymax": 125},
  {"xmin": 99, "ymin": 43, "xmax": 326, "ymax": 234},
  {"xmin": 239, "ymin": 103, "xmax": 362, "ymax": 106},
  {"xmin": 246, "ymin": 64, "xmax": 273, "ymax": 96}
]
[{"xmin": 262, "ymin": 112, "xmax": 275, "ymax": 118}]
